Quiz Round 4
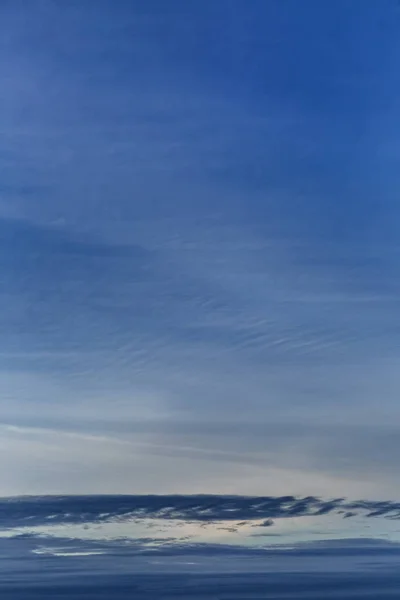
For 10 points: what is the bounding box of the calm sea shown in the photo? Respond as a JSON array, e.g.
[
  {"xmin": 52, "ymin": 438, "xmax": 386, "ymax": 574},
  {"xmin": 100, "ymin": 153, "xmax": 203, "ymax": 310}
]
[{"xmin": 1, "ymin": 496, "xmax": 399, "ymax": 599}]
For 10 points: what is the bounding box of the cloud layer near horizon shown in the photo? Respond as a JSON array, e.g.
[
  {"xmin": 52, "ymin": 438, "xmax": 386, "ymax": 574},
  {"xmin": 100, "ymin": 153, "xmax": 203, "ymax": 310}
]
[{"xmin": 3, "ymin": 494, "xmax": 400, "ymax": 528}]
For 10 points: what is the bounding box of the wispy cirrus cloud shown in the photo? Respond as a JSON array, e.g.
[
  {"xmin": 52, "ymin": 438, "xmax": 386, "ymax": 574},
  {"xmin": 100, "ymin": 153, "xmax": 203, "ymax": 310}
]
[{"xmin": 1, "ymin": 0, "xmax": 400, "ymax": 506}]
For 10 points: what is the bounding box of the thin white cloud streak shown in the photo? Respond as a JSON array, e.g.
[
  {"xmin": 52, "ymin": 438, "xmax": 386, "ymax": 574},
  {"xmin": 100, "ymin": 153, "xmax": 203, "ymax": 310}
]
[
  {"xmin": 0, "ymin": 419, "xmax": 398, "ymax": 501},
  {"xmin": 5, "ymin": 512, "xmax": 399, "ymax": 548}
]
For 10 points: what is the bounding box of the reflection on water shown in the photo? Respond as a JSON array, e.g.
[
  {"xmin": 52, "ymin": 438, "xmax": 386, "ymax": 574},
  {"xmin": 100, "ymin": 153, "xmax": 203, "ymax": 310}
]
[{"xmin": 1, "ymin": 534, "xmax": 400, "ymax": 599}]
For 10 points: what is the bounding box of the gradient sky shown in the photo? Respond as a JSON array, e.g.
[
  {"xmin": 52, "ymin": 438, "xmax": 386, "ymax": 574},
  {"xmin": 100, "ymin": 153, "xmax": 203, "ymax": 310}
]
[{"xmin": 1, "ymin": 0, "xmax": 400, "ymax": 501}]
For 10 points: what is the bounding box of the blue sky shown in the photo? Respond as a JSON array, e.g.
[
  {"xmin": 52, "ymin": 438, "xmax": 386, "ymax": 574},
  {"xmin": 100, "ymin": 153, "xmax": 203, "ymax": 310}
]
[{"xmin": 1, "ymin": 0, "xmax": 400, "ymax": 513}]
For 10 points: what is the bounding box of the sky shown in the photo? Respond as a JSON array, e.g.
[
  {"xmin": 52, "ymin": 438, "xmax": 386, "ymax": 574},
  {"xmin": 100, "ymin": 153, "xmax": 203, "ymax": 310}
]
[{"xmin": 1, "ymin": 0, "xmax": 400, "ymax": 515}]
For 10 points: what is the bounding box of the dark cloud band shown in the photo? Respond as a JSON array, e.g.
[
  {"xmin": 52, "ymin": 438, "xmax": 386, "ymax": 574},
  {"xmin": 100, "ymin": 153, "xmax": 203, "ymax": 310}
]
[{"xmin": 2, "ymin": 494, "xmax": 400, "ymax": 529}]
